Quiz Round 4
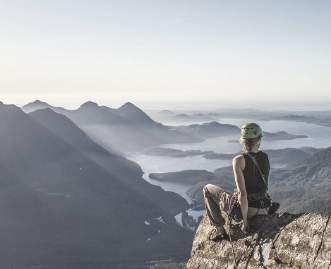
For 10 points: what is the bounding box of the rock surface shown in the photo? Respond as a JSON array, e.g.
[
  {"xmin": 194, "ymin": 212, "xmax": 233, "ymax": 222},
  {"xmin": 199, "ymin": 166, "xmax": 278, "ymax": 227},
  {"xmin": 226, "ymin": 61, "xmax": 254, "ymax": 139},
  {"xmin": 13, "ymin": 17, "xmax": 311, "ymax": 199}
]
[{"xmin": 186, "ymin": 213, "xmax": 330, "ymax": 268}]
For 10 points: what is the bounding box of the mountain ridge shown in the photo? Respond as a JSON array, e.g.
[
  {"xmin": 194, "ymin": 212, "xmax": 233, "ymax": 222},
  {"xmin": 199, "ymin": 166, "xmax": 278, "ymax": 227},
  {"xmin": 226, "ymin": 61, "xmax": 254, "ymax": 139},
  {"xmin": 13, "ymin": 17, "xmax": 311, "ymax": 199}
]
[{"xmin": 23, "ymin": 100, "xmax": 202, "ymax": 152}]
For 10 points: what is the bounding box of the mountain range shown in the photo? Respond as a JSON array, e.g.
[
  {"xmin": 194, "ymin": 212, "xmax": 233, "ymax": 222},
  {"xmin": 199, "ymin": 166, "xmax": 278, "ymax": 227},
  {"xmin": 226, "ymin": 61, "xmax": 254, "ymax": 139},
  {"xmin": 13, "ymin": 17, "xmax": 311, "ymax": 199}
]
[
  {"xmin": 23, "ymin": 100, "xmax": 202, "ymax": 152},
  {"xmin": 0, "ymin": 103, "xmax": 193, "ymax": 268},
  {"xmin": 153, "ymin": 108, "xmax": 331, "ymax": 128}
]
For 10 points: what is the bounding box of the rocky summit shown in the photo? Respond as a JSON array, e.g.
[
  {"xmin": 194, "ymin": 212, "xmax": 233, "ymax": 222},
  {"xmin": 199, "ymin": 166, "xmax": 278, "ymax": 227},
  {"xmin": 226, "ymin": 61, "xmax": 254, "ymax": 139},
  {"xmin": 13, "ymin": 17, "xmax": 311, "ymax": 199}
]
[{"xmin": 186, "ymin": 213, "xmax": 330, "ymax": 269}]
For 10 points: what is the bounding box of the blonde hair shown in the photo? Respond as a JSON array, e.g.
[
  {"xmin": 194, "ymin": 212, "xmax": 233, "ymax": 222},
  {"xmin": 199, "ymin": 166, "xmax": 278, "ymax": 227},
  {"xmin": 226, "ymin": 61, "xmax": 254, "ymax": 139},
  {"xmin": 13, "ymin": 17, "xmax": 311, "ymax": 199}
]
[{"xmin": 240, "ymin": 136, "xmax": 262, "ymax": 152}]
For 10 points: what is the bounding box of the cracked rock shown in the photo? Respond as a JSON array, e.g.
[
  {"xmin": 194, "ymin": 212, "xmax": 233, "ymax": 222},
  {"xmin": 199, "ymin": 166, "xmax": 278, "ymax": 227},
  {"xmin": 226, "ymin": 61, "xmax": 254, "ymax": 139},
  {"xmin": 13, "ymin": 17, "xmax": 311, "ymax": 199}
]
[{"xmin": 186, "ymin": 213, "xmax": 330, "ymax": 269}]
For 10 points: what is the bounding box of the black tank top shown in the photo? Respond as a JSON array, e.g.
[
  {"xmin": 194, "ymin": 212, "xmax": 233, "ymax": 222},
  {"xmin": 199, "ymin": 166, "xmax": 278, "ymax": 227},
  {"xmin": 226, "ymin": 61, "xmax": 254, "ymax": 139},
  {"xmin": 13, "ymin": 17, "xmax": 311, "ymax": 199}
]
[{"xmin": 242, "ymin": 151, "xmax": 270, "ymax": 196}]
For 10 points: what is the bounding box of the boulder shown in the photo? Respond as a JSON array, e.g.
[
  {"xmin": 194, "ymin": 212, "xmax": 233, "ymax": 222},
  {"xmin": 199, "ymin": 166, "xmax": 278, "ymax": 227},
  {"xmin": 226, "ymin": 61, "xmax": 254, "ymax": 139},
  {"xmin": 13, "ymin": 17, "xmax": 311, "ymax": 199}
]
[{"xmin": 186, "ymin": 212, "xmax": 330, "ymax": 268}]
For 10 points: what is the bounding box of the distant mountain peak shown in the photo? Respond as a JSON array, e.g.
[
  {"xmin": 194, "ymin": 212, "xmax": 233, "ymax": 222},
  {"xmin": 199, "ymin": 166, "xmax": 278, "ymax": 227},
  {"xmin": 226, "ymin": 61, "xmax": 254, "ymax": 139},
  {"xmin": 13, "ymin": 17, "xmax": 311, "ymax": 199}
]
[
  {"xmin": 22, "ymin": 100, "xmax": 52, "ymax": 113},
  {"xmin": 79, "ymin": 101, "xmax": 99, "ymax": 109},
  {"xmin": 117, "ymin": 102, "xmax": 160, "ymax": 125},
  {"xmin": 118, "ymin": 102, "xmax": 140, "ymax": 111},
  {"xmin": 34, "ymin": 99, "xmax": 47, "ymax": 105},
  {"xmin": 204, "ymin": 121, "xmax": 221, "ymax": 126},
  {"xmin": 117, "ymin": 102, "xmax": 146, "ymax": 115},
  {"xmin": 26, "ymin": 100, "xmax": 50, "ymax": 107},
  {"xmin": 0, "ymin": 103, "xmax": 27, "ymax": 116}
]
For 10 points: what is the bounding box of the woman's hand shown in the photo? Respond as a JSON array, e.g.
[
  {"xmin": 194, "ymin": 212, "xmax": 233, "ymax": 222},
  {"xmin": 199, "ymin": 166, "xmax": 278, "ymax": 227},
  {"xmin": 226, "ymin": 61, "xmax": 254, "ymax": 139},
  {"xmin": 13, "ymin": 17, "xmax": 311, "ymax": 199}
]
[{"xmin": 241, "ymin": 220, "xmax": 250, "ymax": 234}]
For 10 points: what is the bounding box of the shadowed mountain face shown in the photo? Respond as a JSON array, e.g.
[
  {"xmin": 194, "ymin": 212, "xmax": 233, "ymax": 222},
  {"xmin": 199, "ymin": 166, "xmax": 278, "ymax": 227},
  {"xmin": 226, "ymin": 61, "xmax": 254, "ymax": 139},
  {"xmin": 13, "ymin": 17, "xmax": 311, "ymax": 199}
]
[
  {"xmin": 29, "ymin": 108, "xmax": 140, "ymax": 173},
  {"xmin": 29, "ymin": 108, "xmax": 189, "ymax": 216},
  {"xmin": 23, "ymin": 101, "xmax": 202, "ymax": 152},
  {"xmin": 0, "ymin": 104, "xmax": 193, "ymax": 268}
]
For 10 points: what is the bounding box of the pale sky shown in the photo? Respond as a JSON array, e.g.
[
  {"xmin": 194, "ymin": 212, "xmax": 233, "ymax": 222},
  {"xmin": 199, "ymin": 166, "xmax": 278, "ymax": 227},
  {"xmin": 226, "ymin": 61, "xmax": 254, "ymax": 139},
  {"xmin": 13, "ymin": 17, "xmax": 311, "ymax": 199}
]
[{"xmin": 0, "ymin": 0, "xmax": 330, "ymax": 110}]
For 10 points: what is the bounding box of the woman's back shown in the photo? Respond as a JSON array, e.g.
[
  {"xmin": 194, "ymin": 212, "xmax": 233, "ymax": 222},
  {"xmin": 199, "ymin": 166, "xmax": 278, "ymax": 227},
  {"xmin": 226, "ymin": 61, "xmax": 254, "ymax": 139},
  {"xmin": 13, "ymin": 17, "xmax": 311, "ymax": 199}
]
[{"xmin": 242, "ymin": 150, "xmax": 270, "ymax": 197}]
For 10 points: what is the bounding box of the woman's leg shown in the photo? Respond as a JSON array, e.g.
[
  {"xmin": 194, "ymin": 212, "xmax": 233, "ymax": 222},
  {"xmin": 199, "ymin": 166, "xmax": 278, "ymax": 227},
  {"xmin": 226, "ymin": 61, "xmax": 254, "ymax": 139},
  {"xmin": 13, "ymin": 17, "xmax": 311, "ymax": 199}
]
[{"xmin": 202, "ymin": 184, "xmax": 230, "ymax": 227}]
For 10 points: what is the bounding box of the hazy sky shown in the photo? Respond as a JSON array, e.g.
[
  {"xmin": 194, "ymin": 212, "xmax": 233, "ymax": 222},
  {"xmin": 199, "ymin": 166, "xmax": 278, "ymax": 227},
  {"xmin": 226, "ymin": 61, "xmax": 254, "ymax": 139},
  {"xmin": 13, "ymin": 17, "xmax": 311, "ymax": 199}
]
[{"xmin": 0, "ymin": 0, "xmax": 330, "ymax": 109}]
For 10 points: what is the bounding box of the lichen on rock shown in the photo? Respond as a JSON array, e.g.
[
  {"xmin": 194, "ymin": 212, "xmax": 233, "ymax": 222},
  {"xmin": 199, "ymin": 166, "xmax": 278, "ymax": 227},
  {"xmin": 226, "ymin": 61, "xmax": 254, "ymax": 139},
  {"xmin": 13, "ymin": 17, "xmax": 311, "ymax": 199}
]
[{"xmin": 186, "ymin": 212, "xmax": 330, "ymax": 269}]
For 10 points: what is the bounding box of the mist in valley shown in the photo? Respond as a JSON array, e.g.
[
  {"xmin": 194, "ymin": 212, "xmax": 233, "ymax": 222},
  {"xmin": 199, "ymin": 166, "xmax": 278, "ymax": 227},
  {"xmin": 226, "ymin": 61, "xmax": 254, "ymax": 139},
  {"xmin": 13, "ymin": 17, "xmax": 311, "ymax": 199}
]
[{"xmin": 1, "ymin": 1, "xmax": 331, "ymax": 268}]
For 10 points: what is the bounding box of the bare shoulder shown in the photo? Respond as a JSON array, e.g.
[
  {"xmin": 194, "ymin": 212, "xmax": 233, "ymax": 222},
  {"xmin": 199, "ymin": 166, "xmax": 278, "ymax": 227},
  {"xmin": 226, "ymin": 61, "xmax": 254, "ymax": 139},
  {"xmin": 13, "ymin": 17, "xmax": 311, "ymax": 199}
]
[
  {"xmin": 233, "ymin": 154, "xmax": 244, "ymax": 162},
  {"xmin": 232, "ymin": 154, "xmax": 245, "ymax": 168}
]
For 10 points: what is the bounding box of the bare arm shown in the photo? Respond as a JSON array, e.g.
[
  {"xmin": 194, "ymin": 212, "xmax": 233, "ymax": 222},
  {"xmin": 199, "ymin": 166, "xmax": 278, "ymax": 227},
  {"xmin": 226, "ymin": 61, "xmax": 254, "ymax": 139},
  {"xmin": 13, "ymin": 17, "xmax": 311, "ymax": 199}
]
[{"xmin": 232, "ymin": 155, "xmax": 248, "ymax": 226}]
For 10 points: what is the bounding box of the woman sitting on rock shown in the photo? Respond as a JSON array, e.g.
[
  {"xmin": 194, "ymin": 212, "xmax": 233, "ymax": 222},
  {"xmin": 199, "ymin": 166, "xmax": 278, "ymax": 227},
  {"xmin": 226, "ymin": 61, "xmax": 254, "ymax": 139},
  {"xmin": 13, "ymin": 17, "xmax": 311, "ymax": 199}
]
[{"xmin": 202, "ymin": 123, "xmax": 278, "ymax": 240}]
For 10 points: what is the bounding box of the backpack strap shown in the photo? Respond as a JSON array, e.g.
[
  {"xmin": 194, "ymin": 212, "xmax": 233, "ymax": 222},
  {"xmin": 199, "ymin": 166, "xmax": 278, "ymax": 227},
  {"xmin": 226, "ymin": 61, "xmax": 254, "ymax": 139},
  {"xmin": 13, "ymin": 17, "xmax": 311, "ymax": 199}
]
[{"xmin": 245, "ymin": 152, "xmax": 268, "ymax": 191}]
